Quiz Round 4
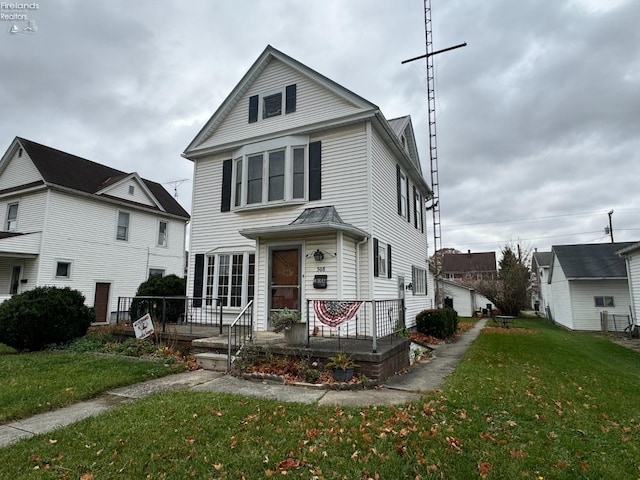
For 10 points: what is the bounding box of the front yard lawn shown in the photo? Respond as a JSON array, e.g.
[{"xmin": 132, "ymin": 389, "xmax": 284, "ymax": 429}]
[
  {"xmin": 1, "ymin": 319, "xmax": 639, "ymax": 478},
  {"xmin": 0, "ymin": 351, "xmax": 182, "ymax": 423}
]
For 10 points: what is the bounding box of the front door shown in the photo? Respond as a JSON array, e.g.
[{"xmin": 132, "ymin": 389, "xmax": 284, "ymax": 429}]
[
  {"xmin": 269, "ymin": 247, "xmax": 300, "ymax": 328},
  {"xmin": 94, "ymin": 282, "xmax": 111, "ymax": 323}
]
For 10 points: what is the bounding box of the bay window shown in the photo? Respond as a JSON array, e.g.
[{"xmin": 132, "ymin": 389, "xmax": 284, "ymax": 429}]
[{"xmin": 232, "ymin": 136, "xmax": 308, "ymax": 208}]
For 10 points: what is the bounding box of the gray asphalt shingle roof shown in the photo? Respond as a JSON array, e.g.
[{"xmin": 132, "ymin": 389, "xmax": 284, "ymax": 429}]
[{"xmin": 552, "ymin": 242, "xmax": 635, "ymax": 279}]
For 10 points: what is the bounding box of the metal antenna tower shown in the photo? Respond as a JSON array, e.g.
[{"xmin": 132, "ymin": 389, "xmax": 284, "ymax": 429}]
[{"xmin": 402, "ymin": 0, "xmax": 466, "ymax": 307}]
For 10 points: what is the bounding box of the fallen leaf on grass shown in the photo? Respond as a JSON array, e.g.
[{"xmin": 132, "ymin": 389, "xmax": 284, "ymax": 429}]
[{"xmin": 477, "ymin": 461, "xmax": 492, "ymax": 478}]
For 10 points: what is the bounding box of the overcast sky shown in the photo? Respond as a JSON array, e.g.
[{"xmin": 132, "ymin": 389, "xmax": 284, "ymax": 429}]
[{"xmin": 2, "ymin": 0, "xmax": 639, "ymax": 263}]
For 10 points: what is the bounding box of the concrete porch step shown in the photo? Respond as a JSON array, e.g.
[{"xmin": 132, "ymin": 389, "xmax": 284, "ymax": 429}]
[{"xmin": 194, "ymin": 352, "xmax": 229, "ymax": 371}]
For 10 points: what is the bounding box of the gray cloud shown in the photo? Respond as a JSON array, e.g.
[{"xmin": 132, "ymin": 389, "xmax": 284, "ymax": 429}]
[{"xmin": 1, "ymin": 0, "xmax": 638, "ymax": 260}]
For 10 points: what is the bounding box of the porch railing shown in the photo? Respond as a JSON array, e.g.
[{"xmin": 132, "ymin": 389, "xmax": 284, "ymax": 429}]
[
  {"xmin": 116, "ymin": 296, "xmax": 223, "ymax": 335},
  {"xmin": 306, "ymin": 298, "xmax": 405, "ymax": 353},
  {"xmin": 227, "ymin": 300, "xmax": 254, "ymax": 372}
]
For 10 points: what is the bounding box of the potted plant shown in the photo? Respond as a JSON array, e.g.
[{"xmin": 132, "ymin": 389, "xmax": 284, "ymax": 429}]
[
  {"xmin": 326, "ymin": 352, "xmax": 358, "ymax": 381},
  {"xmin": 270, "ymin": 308, "xmax": 306, "ymax": 345}
]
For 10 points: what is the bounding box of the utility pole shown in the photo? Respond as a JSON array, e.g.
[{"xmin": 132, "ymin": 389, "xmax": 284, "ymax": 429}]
[
  {"xmin": 607, "ymin": 209, "xmax": 614, "ymax": 243},
  {"xmin": 402, "ymin": 0, "xmax": 466, "ymax": 307}
]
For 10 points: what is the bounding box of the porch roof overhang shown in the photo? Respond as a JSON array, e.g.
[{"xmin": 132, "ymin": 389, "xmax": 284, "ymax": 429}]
[
  {"xmin": 0, "ymin": 231, "xmax": 42, "ymax": 258},
  {"xmin": 240, "ymin": 222, "xmax": 369, "ymax": 241}
]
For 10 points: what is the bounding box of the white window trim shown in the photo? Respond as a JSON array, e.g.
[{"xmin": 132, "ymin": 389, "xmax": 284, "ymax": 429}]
[
  {"xmin": 399, "ymin": 170, "xmax": 408, "ymax": 220},
  {"xmin": 412, "ymin": 266, "xmax": 427, "ymax": 296},
  {"xmin": 116, "ymin": 210, "xmax": 130, "ymax": 241},
  {"xmin": 232, "ymin": 136, "xmax": 308, "ymax": 210},
  {"xmin": 55, "ymin": 259, "xmax": 73, "ymax": 280},
  {"xmin": 378, "ymin": 241, "xmax": 388, "ymax": 278},
  {"xmin": 6, "ymin": 201, "xmax": 19, "ymax": 231},
  {"xmin": 157, "ymin": 220, "xmax": 168, "ymax": 247},
  {"xmin": 206, "ymin": 251, "xmax": 255, "ymax": 308},
  {"xmin": 258, "ymin": 87, "xmax": 286, "ymax": 120}
]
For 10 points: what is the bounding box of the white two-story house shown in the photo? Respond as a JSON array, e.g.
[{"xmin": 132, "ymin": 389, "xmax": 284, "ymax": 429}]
[
  {"xmin": 0, "ymin": 137, "xmax": 190, "ymax": 323},
  {"xmin": 183, "ymin": 45, "xmax": 433, "ymax": 332}
]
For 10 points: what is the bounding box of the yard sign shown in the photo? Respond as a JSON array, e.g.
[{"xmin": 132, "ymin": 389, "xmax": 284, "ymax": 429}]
[{"xmin": 133, "ymin": 313, "xmax": 154, "ymax": 340}]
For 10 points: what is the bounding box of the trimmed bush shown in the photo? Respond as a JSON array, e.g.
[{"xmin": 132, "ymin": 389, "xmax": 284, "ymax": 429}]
[
  {"xmin": 130, "ymin": 274, "xmax": 186, "ymax": 323},
  {"xmin": 415, "ymin": 308, "xmax": 459, "ymax": 339},
  {"xmin": 0, "ymin": 286, "xmax": 94, "ymax": 351}
]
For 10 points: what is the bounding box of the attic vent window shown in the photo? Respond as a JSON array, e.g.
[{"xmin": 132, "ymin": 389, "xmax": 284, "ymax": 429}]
[
  {"xmin": 128, "ymin": 185, "xmax": 135, "ymax": 195},
  {"xmin": 18, "ymin": 148, "xmax": 22, "ymax": 158},
  {"xmin": 263, "ymin": 93, "xmax": 282, "ymax": 118}
]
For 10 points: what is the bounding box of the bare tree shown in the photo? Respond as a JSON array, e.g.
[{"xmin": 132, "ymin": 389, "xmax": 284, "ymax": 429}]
[{"xmin": 469, "ymin": 244, "xmax": 531, "ymax": 315}]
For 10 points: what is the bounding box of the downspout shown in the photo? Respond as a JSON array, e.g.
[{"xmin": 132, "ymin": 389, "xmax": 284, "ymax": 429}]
[{"xmin": 625, "ymin": 256, "xmax": 636, "ymax": 326}]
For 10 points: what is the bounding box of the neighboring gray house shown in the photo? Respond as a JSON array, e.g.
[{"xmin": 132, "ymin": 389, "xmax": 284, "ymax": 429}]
[
  {"xmin": 0, "ymin": 137, "xmax": 190, "ymax": 323},
  {"xmin": 183, "ymin": 45, "xmax": 433, "ymax": 331},
  {"xmin": 616, "ymin": 242, "xmax": 640, "ymax": 327},
  {"xmin": 548, "ymin": 242, "xmax": 634, "ymax": 331},
  {"xmin": 531, "ymin": 250, "xmax": 552, "ymax": 315}
]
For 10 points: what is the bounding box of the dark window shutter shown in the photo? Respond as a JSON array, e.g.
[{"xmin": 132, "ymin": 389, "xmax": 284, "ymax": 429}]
[
  {"xmin": 193, "ymin": 254, "xmax": 205, "ymax": 307},
  {"xmin": 387, "ymin": 243, "xmax": 392, "ymax": 278},
  {"xmin": 373, "ymin": 237, "xmax": 379, "ymax": 277},
  {"xmin": 248, "ymin": 95, "xmax": 258, "ymax": 123},
  {"xmin": 221, "ymin": 159, "xmax": 232, "ymax": 212},
  {"xmin": 309, "ymin": 141, "xmax": 321, "ymax": 201},
  {"xmin": 406, "ymin": 176, "xmax": 411, "ymax": 222},
  {"xmin": 396, "ymin": 165, "xmax": 402, "ymax": 215},
  {"xmin": 420, "ymin": 194, "xmax": 424, "ymax": 233},
  {"xmin": 285, "ymin": 84, "xmax": 297, "ymax": 113},
  {"xmin": 413, "ymin": 186, "xmax": 418, "ymax": 228}
]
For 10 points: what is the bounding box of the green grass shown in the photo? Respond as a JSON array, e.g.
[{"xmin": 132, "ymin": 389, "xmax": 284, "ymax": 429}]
[
  {"xmin": 0, "ymin": 351, "xmax": 182, "ymax": 423},
  {"xmin": 1, "ymin": 319, "xmax": 639, "ymax": 479}
]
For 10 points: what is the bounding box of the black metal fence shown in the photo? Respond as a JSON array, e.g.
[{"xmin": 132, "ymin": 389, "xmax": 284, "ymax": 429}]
[
  {"xmin": 116, "ymin": 296, "xmax": 223, "ymax": 334},
  {"xmin": 306, "ymin": 298, "xmax": 405, "ymax": 352}
]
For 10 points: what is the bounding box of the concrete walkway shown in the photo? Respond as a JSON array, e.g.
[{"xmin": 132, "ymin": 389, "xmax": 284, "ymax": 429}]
[{"xmin": 0, "ymin": 319, "xmax": 487, "ymax": 448}]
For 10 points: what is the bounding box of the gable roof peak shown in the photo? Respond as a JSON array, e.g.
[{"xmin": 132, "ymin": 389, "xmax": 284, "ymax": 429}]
[{"xmin": 10, "ymin": 137, "xmax": 189, "ymax": 219}]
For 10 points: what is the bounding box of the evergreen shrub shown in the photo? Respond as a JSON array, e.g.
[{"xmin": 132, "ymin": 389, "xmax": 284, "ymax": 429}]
[
  {"xmin": 415, "ymin": 307, "xmax": 459, "ymax": 339},
  {"xmin": 0, "ymin": 286, "xmax": 94, "ymax": 351}
]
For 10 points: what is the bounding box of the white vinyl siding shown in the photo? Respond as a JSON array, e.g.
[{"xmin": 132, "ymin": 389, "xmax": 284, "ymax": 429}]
[
  {"xmin": 0, "ymin": 145, "xmax": 42, "ymax": 190},
  {"xmin": 35, "ymin": 190, "xmax": 186, "ymax": 319},
  {"xmin": 103, "ymin": 180, "xmax": 157, "ymax": 208},
  {"xmin": 628, "ymin": 252, "xmax": 640, "ymax": 325},
  {"xmin": 369, "ymin": 128, "xmax": 430, "ymax": 327},
  {"xmin": 0, "ymin": 191, "xmax": 47, "ymax": 233},
  {"xmin": 549, "ymin": 256, "xmax": 573, "ymax": 329},
  {"xmin": 569, "ymin": 279, "xmax": 630, "ymax": 331},
  {"xmin": 197, "ymin": 59, "xmax": 366, "ymax": 150}
]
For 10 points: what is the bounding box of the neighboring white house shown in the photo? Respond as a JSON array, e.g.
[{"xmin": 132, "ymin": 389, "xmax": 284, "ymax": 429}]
[
  {"xmin": 547, "ymin": 242, "xmax": 634, "ymax": 331},
  {"xmin": 441, "ymin": 278, "xmax": 491, "ymax": 318},
  {"xmin": 183, "ymin": 45, "xmax": 433, "ymax": 331},
  {"xmin": 0, "ymin": 137, "xmax": 190, "ymax": 323},
  {"xmin": 531, "ymin": 251, "xmax": 552, "ymax": 315},
  {"xmin": 615, "ymin": 242, "xmax": 640, "ymax": 327}
]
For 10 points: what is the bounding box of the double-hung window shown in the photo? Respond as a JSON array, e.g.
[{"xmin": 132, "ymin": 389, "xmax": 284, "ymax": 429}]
[
  {"xmin": 157, "ymin": 220, "xmax": 168, "ymax": 247},
  {"xmin": 232, "ymin": 136, "xmax": 308, "ymax": 208},
  {"xmin": 412, "ymin": 266, "xmax": 427, "ymax": 295},
  {"xmin": 205, "ymin": 252, "xmax": 255, "ymax": 308},
  {"xmin": 117, "ymin": 211, "xmax": 130, "ymax": 241},
  {"xmin": 6, "ymin": 202, "xmax": 18, "ymax": 231}
]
